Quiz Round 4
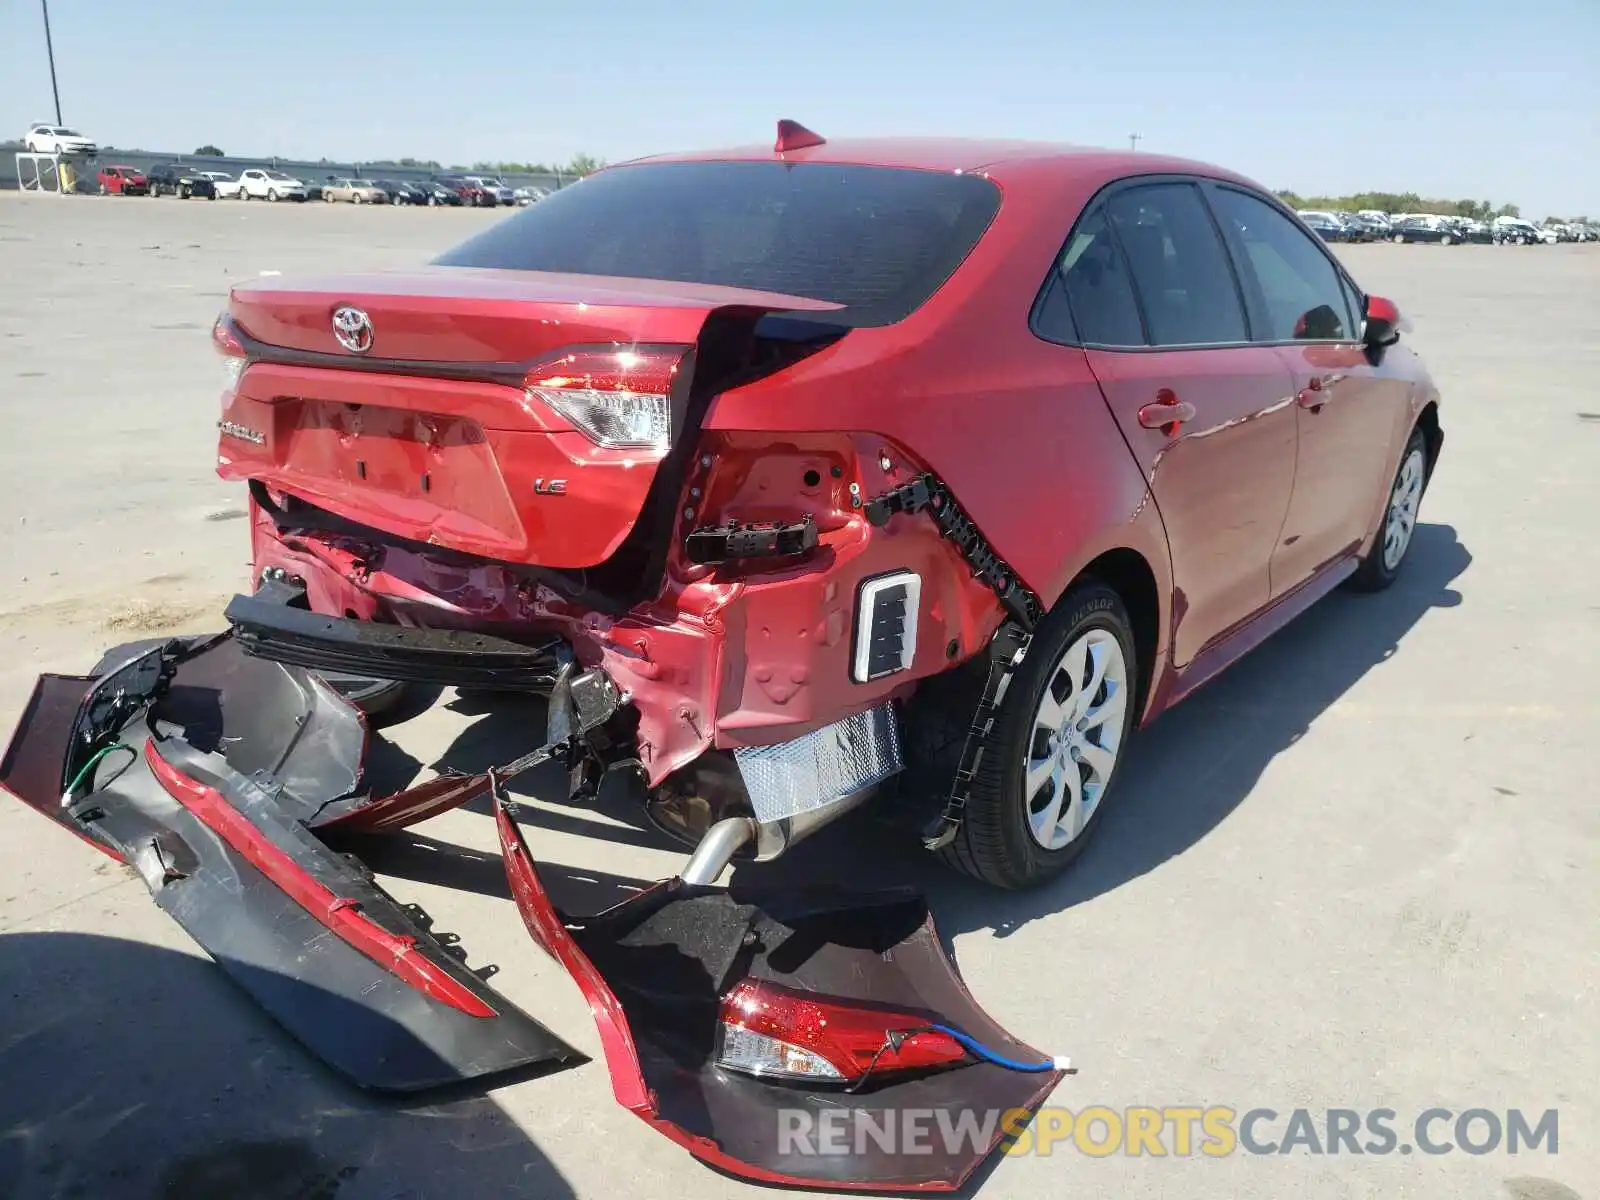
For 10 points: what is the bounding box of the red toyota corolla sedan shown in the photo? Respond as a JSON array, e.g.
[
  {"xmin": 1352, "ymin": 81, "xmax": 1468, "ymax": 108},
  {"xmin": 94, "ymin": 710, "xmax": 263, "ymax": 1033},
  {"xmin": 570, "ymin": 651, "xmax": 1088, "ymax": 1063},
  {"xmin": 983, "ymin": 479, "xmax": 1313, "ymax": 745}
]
[
  {"xmin": 199, "ymin": 126, "xmax": 1442, "ymax": 890},
  {"xmin": 0, "ymin": 125, "xmax": 1444, "ymax": 1189}
]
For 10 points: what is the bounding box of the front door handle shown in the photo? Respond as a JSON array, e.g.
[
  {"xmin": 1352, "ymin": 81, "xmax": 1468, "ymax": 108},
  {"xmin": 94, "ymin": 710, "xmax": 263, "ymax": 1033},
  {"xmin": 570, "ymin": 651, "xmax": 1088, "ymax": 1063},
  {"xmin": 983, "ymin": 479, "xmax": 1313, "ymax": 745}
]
[
  {"xmin": 1137, "ymin": 389, "xmax": 1196, "ymax": 434},
  {"xmin": 1296, "ymin": 375, "xmax": 1332, "ymax": 410}
]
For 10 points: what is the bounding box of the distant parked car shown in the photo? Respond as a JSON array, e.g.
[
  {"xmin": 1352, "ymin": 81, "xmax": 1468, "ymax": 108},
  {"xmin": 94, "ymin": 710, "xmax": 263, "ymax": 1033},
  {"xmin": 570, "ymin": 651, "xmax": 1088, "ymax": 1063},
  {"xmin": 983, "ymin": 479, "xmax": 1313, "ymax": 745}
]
[
  {"xmin": 1492, "ymin": 218, "xmax": 1541, "ymax": 245},
  {"xmin": 437, "ymin": 175, "xmax": 496, "ymax": 207},
  {"xmin": 1460, "ymin": 220, "xmax": 1495, "ymax": 244},
  {"xmin": 146, "ymin": 163, "xmax": 217, "ymax": 199},
  {"xmin": 238, "ymin": 168, "xmax": 308, "ymax": 202},
  {"xmin": 1331, "ymin": 212, "xmax": 1372, "ymax": 242},
  {"xmin": 465, "ymin": 175, "xmax": 517, "ymax": 205},
  {"xmin": 372, "ymin": 179, "xmax": 427, "ymax": 205},
  {"xmin": 23, "ymin": 124, "xmax": 97, "ymax": 156},
  {"xmin": 1297, "ymin": 211, "xmax": 1348, "ymax": 242},
  {"xmin": 96, "ymin": 164, "xmax": 149, "ymax": 196},
  {"xmin": 1353, "ymin": 213, "xmax": 1390, "ymax": 240},
  {"xmin": 513, "ymin": 185, "xmax": 548, "ymax": 206},
  {"xmin": 197, "ymin": 171, "xmax": 242, "ymax": 199},
  {"xmin": 323, "ymin": 177, "xmax": 389, "ymax": 204},
  {"xmin": 1389, "ymin": 217, "xmax": 1457, "ymax": 245},
  {"xmin": 1535, "ymin": 224, "xmax": 1564, "ymax": 245},
  {"xmin": 416, "ymin": 180, "xmax": 464, "ymax": 206}
]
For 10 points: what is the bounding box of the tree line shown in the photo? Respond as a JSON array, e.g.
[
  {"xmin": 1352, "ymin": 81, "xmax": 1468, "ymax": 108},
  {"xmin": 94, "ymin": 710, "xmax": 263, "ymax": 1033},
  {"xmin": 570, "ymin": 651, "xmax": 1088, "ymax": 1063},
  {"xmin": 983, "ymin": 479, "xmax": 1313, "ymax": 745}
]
[
  {"xmin": 1275, "ymin": 190, "xmax": 1523, "ymax": 220},
  {"xmin": 1273, "ymin": 190, "xmax": 1591, "ymax": 224}
]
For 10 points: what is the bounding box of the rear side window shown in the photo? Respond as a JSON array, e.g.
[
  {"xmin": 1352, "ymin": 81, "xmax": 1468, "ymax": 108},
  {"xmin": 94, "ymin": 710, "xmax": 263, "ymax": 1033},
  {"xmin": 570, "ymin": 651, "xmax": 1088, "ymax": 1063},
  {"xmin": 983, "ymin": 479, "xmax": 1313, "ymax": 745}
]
[
  {"xmin": 1210, "ymin": 188, "xmax": 1356, "ymax": 340},
  {"xmin": 1105, "ymin": 184, "xmax": 1248, "ymax": 346},
  {"xmin": 1057, "ymin": 208, "xmax": 1146, "ymax": 346},
  {"xmin": 433, "ymin": 161, "xmax": 1001, "ymax": 327}
]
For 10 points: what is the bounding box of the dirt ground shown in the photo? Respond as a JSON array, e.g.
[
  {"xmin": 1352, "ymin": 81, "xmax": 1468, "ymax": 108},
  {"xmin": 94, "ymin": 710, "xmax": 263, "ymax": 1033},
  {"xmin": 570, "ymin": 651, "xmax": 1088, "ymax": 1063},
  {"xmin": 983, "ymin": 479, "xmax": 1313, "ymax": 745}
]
[{"xmin": 1, "ymin": 192, "xmax": 1595, "ymax": 1200}]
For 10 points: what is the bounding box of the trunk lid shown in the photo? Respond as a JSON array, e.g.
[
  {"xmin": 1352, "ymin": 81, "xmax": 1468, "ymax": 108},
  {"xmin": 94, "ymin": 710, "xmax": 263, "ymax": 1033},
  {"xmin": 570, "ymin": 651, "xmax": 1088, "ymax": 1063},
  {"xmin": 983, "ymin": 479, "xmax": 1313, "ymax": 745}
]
[{"xmin": 219, "ymin": 269, "xmax": 840, "ymax": 569}]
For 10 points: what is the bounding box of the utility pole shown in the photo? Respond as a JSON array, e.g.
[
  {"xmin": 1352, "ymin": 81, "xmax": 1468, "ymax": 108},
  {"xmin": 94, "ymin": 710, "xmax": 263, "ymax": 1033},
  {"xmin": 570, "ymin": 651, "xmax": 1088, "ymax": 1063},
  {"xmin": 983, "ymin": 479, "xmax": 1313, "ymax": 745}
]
[
  {"xmin": 41, "ymin": 0, "xmax": 63, "ymax": 124},
  {"xmin": 1129, "ymin": 133, "xmax": 1143, "ymax": 152}
]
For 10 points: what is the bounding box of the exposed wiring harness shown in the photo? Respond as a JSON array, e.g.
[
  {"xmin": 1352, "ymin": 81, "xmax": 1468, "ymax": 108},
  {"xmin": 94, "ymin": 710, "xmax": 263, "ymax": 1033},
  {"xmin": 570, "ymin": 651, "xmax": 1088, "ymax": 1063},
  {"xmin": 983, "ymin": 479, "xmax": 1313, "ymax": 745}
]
[
  {"xmin": 60, "ymin": 742, "xmax": 135, "ymax": 808},
  {"xmin": 847, "ymin": 1022, "xmax": 1072, "ymax": 1092}
]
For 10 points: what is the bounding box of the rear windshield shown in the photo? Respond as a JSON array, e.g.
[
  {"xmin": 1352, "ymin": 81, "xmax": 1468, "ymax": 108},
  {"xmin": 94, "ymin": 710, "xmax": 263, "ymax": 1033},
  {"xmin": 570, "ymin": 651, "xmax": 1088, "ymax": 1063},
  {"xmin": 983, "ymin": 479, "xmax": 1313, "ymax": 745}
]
[{"xmin": 433, "ymin": 161, "xmax": 1002, "ymax": 327}]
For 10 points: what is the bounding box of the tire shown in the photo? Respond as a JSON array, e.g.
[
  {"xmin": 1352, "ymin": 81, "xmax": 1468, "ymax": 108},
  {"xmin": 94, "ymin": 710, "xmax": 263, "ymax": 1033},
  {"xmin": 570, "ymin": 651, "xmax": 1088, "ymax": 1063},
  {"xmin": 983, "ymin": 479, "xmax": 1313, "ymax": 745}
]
[
  {"xmin": 240, "ymin": 188, "xmax": 250, "ymax": 201},
  {"xmin": 1440, "ymin": 234, "xmax": 1453, "ymax": 246},
  {"xmin": 1393, "ymin": 234, "xmax": 1405, "ymax": 244},
  {"xmin": 428, "ymin": 194, "xmax": 438, "ymax": 207},
  {"xmin": 315, "ymin": 674, "xmax": 415, "ymax": 727},
  {"xmin": 353, "ymin": 192, "xmax": 363, "ymax": 204},
  {"xmin": 941, "ymin": 581, "xmax": 1140, "ymax": 889},
  {"xmin": 267, "ymin": 188, "xmax": 279, "ymax": 202},
  {"xmin": 1350, "ymin": 427, "xmax": 1428, "ymax": 592}
]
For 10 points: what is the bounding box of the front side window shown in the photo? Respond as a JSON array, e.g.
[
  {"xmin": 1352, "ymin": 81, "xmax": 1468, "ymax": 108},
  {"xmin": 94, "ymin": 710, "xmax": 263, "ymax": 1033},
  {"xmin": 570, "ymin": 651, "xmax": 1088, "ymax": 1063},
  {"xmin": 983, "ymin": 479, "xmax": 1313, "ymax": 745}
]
[
  {"xmin": 435, "ymin": 161, "xmax": 1002, "ymax": 328},
  {"xmin": 1210, "ymin": 188, "xmax": 1355, "ymax": 341},
  {"xmin": 1104, "ymin": 184, "xmax": 1248, "ymax": 346}
]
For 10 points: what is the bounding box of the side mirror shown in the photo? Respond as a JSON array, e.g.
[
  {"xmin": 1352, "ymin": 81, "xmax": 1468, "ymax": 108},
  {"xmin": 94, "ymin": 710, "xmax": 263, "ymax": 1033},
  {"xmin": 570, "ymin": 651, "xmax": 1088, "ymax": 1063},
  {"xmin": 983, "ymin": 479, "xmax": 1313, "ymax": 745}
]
[{"xmin": 1362, "ymin": 295, "xmax": 1408, "ymax": 348}]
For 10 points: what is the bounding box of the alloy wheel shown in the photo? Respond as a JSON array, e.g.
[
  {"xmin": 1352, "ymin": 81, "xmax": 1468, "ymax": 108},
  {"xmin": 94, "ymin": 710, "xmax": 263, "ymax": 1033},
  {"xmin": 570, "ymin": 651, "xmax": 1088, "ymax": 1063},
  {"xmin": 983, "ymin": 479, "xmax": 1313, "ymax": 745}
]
[
  {"xmin": 1382, "ymin": 447, "xmax": 1425, "ymax": 571},
  {"xmin": 1023, "ymin": 629, "xmax": 1129, "ymax": 850}
]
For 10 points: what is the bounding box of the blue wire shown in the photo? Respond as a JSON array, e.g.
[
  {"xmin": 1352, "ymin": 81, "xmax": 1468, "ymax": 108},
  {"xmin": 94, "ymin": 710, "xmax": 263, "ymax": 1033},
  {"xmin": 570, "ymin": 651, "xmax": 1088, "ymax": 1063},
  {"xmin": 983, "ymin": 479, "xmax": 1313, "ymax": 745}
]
[{"xmin": 928, "ymin": 1023, "xmax": 1057, "ymax": 1073}]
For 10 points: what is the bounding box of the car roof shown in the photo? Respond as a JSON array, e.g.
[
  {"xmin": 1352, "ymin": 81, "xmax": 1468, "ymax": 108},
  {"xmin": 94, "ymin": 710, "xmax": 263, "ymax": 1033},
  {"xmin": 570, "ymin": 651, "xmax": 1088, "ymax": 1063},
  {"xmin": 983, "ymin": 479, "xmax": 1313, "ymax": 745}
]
[{"xmin": 618, "ymin": 135, "xmax": 1258, "ymax": 189}]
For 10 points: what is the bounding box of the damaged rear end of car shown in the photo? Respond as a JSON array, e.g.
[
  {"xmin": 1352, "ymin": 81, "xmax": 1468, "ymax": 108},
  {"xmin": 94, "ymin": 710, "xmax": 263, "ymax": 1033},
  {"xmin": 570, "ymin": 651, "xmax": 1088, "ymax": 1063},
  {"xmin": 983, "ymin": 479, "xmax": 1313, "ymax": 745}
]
[{"xmin": 2, "ymin": 148, "xmax": 1069, "ymax": 1191}]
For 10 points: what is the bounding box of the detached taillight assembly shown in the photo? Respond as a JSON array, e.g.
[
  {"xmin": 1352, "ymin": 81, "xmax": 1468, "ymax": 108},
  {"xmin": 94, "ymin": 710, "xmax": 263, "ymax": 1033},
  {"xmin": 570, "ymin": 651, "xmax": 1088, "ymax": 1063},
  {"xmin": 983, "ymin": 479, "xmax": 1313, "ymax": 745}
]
[
  {"xmin": 525, "ymin": 345, "xmax": 688, "ymax": 454},
  {"xmin": 212, "ymin": 313, "xmax": 248, "ymax": 396},
  {"xmin": 715, "ymin": 980, "xmax": 968, "ymax": 1085}
]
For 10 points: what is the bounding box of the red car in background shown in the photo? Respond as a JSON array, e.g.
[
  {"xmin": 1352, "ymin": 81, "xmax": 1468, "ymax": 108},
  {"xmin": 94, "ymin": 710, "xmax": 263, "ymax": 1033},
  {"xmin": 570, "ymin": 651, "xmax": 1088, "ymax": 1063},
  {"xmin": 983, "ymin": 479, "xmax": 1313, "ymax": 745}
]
[
  {"xmin": 96, "ymin": 164, "xmax": 149, "ymax": 195},
  {"xmin": 434, "ymin": 173, "xmax": 497, "ymax": 206}
]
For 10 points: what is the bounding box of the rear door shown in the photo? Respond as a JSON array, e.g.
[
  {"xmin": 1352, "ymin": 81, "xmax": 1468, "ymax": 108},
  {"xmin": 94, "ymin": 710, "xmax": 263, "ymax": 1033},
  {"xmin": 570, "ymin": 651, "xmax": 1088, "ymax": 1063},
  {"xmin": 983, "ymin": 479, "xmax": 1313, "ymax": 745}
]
[
  {"xmin": 1065, "ymin": 180, "xmax": 1298, "ymax": 667},
  {"xmin": 1205, "ymin": 185, "xmax": 1412, "ymax": 596}
]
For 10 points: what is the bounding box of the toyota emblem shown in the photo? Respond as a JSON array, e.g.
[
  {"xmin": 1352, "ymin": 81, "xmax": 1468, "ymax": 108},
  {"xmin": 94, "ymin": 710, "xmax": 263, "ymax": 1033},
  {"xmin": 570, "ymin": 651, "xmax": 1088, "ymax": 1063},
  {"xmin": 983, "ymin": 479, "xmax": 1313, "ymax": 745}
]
[{"xmin": 331, "ymin": 306, "xmax": 374, "ymax": 353}]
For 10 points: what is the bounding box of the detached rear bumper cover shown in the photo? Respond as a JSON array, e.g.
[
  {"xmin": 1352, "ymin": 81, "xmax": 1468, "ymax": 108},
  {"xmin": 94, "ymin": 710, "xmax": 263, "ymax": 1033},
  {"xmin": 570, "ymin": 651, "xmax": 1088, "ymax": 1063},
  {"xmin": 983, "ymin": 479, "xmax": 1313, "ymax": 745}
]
[
  {"xmin": 498, "ymin": 797, "xmax": 1064, "ymax": 1191},
  {"xmin": 0, "ymin": 636, "xmax": 578, "ymax": 1091},
  {"xmin": 2, "ymin": 633, "xmax": 1063, "ymax": 1190}
]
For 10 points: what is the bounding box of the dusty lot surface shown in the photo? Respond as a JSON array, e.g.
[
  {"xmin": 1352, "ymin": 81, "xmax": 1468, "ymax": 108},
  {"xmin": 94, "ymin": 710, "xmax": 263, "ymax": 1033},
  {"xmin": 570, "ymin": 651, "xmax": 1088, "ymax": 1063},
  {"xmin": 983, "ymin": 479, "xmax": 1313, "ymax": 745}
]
[{"xmin": 1, "ymin": 192, "xmax": 1596, "ymax": 1200}]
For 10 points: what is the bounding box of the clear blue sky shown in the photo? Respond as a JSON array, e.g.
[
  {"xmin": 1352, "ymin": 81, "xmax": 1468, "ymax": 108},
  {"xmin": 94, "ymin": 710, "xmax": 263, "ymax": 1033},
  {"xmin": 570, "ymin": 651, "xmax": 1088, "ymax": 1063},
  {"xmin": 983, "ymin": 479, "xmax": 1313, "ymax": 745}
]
[{"xmin": 4, "ymin": 0, "xmax": 1596, "ymax": 217}]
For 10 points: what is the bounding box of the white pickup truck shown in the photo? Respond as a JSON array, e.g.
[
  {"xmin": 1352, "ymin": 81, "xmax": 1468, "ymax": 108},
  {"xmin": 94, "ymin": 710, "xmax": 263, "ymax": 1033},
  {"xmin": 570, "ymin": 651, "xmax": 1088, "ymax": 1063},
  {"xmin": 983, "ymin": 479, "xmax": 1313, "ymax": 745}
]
[{"xmin": 238, "ymin": 168, "xmax": 308, "ymax": 202}]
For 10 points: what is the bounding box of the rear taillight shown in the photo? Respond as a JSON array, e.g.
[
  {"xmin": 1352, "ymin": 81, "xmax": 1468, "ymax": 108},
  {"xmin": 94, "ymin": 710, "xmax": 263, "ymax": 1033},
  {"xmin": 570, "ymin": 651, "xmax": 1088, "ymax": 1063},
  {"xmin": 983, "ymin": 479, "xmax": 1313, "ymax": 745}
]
[
  {"xmin": 715, "ymin": 980, "xmax": 967, "ymax": 1085},
  {"xmin": 524, "ymin": 346, "xmax": 688, "ymax": 453},
  {"xmin": 213, "ymin": 314, "xmax": 247, "ymax": 394}
]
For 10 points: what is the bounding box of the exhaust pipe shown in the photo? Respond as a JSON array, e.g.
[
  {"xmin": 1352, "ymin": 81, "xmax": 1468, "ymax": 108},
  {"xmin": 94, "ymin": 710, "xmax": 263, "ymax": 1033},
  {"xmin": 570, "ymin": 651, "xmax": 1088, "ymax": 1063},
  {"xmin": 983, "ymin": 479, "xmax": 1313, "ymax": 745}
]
[{"xmin": 675, "ymin": 703, "xmax": 903, "ymax": 882}]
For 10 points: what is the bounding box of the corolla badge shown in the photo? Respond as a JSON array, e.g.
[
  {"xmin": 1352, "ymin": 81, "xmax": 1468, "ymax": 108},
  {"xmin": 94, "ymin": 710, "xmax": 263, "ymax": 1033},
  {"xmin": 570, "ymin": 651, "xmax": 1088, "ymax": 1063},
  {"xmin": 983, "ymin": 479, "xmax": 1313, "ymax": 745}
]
[{"xmin": 331, "ymin": 306, "xmax": 374, "ymax": 353}]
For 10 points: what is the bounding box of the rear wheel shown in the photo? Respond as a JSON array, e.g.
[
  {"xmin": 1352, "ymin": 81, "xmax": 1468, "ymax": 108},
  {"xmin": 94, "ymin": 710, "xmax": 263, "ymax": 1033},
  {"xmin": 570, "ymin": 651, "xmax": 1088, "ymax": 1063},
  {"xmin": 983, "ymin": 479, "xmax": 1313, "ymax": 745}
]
[
  {"xmin": 942, "ymin": 581, "xmax": 1139, "ymax": 889},
  {"xmin": 316, "ymin": 673, "xmax": 414, "ymax": 725},
  {"xmin": 1350, "ymin": 428, "xmax": 1428, "ymax": 592}
]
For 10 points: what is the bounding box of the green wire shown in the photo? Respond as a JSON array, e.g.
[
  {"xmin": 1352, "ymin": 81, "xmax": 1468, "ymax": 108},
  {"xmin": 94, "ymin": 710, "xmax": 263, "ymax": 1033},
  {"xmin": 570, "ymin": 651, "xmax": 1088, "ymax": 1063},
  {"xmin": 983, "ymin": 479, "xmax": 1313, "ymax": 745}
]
[{"xmin": 62, "ymin": 742, "xmax": 134, "ymax": 802}]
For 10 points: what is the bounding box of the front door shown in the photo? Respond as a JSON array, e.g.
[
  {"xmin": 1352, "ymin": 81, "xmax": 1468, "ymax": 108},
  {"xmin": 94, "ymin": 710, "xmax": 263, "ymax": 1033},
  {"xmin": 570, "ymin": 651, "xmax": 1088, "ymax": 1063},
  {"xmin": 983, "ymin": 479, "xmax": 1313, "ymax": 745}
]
[
  {"xmin": 1060, "ymin": 182, "xmax": 1299, "ymax": 667},
  {"xmin": 1205, "ymin": 185, "xmax": 1413, "ymax": 595}
]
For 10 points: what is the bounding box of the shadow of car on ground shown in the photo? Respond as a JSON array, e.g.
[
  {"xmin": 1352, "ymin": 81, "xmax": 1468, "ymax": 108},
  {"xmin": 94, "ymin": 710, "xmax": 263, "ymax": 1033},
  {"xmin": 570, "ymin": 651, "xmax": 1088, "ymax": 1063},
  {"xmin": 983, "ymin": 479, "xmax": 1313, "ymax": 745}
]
[{"xmin": 0, "ymin": 931, "xmax": 577, "ymax": 1200}]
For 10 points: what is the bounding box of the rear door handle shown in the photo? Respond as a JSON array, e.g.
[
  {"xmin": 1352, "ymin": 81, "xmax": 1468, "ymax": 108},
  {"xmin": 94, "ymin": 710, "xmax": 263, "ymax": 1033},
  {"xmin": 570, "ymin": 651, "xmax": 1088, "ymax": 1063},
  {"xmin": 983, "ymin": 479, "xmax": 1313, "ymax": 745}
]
[{"xmin": 1137, "ymin": 390, "xmax": 1196, "ymax": 434}]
